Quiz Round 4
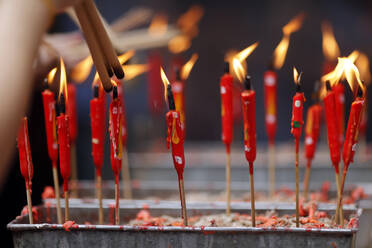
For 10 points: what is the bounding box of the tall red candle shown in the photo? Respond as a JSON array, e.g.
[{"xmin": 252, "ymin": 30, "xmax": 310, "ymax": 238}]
[
  {"xmin": 17, "ymin": 117, "xmax": 34, "ymax": 190},
  {"xmin": 333, "ymin": 83, "xmax": 345, "ymax": 146},
  {"xmin": 109, "ymin": 87, "xmax": 122, "ymax": 182},
  {"xmin": 172, "ymin": 76, "xmax": 185, "ymax": 131},
  {"xmin": 304, "ymin": 104, "xmax": 322, "ymax": 162},
  {"xmin": 42, "ymin": 88, "xmax": 58, "ymax": 165},
  {"xmin": 220, "ymin": 63, "xmax": 234, "ymax": 153},
  {"xmin": 264, "ymin": 70, "xmax": 277, "ymax": 144},
  {"xmin": 57, "ymin": 105, "xmax": 71, "ymax": 193},
  {"xmin": 291, "ymin": 92, "xmax": 305, "ymax": 152}
]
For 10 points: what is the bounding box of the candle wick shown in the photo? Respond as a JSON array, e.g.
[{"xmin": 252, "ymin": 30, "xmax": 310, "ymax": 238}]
[
  {"xmin": 113, "ymin": 86, "xmax": 118, "ymax": 99},
  {"xmin": 59, "ymin": 93, "xmax": 65, "ymax": 114},
  {"xmin": 167, "ymin": 84, "xmax": 175, "ymax": 111},
  {"xmin": 224, "ymin": 62, "xmax": 230, "ymax": 74},
  {"xmin": 326, "ymin": 80, "xmax": 332, "ymax": 92},
  {"xmin": 244, "ymin": 75, "xmax": 252, "ymax": 90},
  {"xmin": 94, "ymin": 85, "xmax": 99, "ymax": 98}
]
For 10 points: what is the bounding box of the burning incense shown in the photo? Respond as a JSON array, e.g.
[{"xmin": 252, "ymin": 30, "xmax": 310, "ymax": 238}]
[
  {"xmin": 17, "ymin": 117, "xmax": 34, "ymax": 224},
  {"xmin": 265, "ymin": 13, "xmax": 305, "ymax": 197},
  {"xmin": 90, "ymin": 84, "xmax": 105, "ymax": 224},
  {"xmin": 161, "ymin": 68, "xmax": 188, "ymax": 225},
  {"xmin": 291, "ymin": 67, "xmax": 305, "ymax": 228},
  {"xmin": 109, "ymin": 85, "xmax": 123, "ymax": 225},
  {"xmin": 220, "ymin": 62, "xmax": 233, "ymax": 215},
  {"xmin": 303, "ymin": 82, "xmax": 322, "ymax": 200},
  {"xmin": 57, "ymin": 58, "xmax": 71, "ymax": 222},
  {"xmin": 41, "ymin": 68, "xmax": 62, "ymax": 224}
]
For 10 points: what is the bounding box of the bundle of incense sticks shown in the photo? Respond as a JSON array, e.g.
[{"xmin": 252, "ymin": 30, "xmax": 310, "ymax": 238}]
[{"xmin": 74, "ymin": 0, "xmax": 124, "ymax": 92}]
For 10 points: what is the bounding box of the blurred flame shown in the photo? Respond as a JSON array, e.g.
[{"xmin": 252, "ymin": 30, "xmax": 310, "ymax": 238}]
[
  {"xmin": 58, "ymin": 57, "xmax": 68, "ymax": 101},
  {"xmin": 118, "ymin": 50, "xmax": 135, "ymax": 65},
  {"xmin": 347, "ymin": 50, "xmax": 359, "ymax": 63},
  {"xmin": 160, "ymin": 67, "xmax": 170, "ymax": 100},
  {"xmin": 168, "ymin": 35, "xmax": 191, "ymax": 54},
  {"xmin": 293, "ymin": 67, "xmax": 302, "ymax": 85},
  {"xmin": 355, "ymin": 52, "xmax": 371, "ymax": 85},
  {"xmin": 47, "ymin": 67, "xmax": 57, "ymax": 85},
  {"xmin": 70, "ymin": 56, "xmax": 93, "ymax": 83},
  {"xmin": 148, "ymin": 14, "xmax": 168, "ymax": 37},
  {"xmin": 111, "ymin": 79, "xmax": 117, "ymax": 87},
  {"xmin": 177, "ymin": 5, "xmax": 204, "ymax": 38},
  {"xmin": 321, "ymin": 21, "xmax": 340, "ymax": 61},
  {"xmin": 236, "ymin": 42, "xmax": 259, "ymax": 63},
  {"xmin": 232, "ymin": 58, "xmax": 246, "ymax": 83},
  {"xmin": 273, "ymin": 13, "xmax": 305, "ymax": 70},
  {"xmin": 180, "ymin": 53, "xmax": 198, "ymax": 80},
  {"xmin": 122, "ymin": 64, "xmax": 148, "ymax": 81}
]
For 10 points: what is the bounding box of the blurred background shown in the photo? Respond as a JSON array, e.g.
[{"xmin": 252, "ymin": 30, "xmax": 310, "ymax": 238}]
[{"xmin": 3, "ymin": 0, "xmax": 372, "ymax": 246}]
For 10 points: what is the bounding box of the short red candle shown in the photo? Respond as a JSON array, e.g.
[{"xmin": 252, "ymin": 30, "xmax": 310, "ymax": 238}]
[
  {"xmin": 109, "ymin": 96, "xmax": 122, "ymax": 183},
  {"xmin": 264, "ymin": 70, "xmax": 277, "ymax": 144},
  {"xmin": 172, "ymin": 80, "xmax": 185, "ymax": 130},
  {"xmin": 42, "ymin": 89, "xmax": 58, "ymax": 165},
  {"xmin": 241, "ymin": 90, "xmax": 256, "ymax": 171},
  {"xmin": 57, "ymin": 113, "xmax": 71, "ymax": 192},
  {"xmin": 90, "ymin": 96, "xmax": 105, "ymax": 175},
  {"xmin": 17, "ymin": 117, "xmax": 34, "ymax": 190},
  {"xmin": 220, "ymin": 71, "xmax": 233, "ymax": 153},
  {"xmin": 291, "ymin": 92, "xmax": 305, "ymax": 154},
  {"xmin": 304, "ymin": 104, "xmax": 322, "ymax": 162}
]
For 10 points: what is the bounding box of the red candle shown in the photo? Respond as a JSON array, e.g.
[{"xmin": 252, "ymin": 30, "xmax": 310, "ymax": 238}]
[
  {"xmin": 333, "ymin": 83, "xmax": 345, "ymax": 146},
  {"xmin": 67, "ymin": 84, "xmax": 78, "ymax": 143},
  {"xmin": 109, "ymin": 88, "xmax": 122, "ymax": 183},
  {"xmin": 172, "ymin": 78, "xmax": 185, "ymax": 131},
  {"xmin": 117, "ymin": 81, "xmax": 128, "ymax": 148},
  {"xmin": 291, "ymin": 92, "xmax": 305, "ymax": 152},
  {"xmin": 90, "ymin": 86, "xmax": 105, "ymax": 174},
  {"xmin": 57, "ymin": 110, "xmax": 71, "ymax": 192},
  {"xmin": 304, "ymin": 104, "xmax": 322, "ymax": 163},
  {"xmin": 42, "ymin": 88, "xmax": 58, "ymax": 165},
  {"xmin": 220, "ymin": 63, "xmax": 234, "ymax": 153},
  {"xmin": 17, "ymin": 117, "xmax": 34, "ymax": 190},
  {"xmin": 241, "ymin": 82, "xmax": 256, "ymax": 171},
  {"xmin": 343, "ymin": 97, "xmax": 365, "ymax": 168},
  {"xmin": 147, "ymin": 52, "xmax": 164, "ymax": 116},
  {"xmin": 323, "ymin": 83, "xmax": 341, "ymax": 172},
  {"xmin": 264, "ymin": 70, "xmax": 277, "ymax": 144}
]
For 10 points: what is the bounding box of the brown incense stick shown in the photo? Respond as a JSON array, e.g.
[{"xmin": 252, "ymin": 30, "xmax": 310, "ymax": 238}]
[
  {"xmin": 121, "ymin": 148, "xmax": 132, "ymax": 199},
  {"xmin": 97, "ymin": 174, "xmax": 103, "ymax": 224},
  {"xmin": 303, "ymin": 160, "xmax": 311, "ymax": 201},
  {"xmin": 334, "ymin": 168, "xmax": 341, "ymax": 224},
  {"xmin": 52, "ymin": 165, "xmax": 62, "ymax": 224},
  {"xmin": 70, "ymin": 143, "xmax": 78, "ymax": 198},
  {"xmin": 337, "ymin": 167, "xmax": 348, "ymax": 227},
  {"xmin": 295, "ymin": 150, "xmax": 300, "ymax": 227},
  {"xmin": 64, "ymin": 190, "xmax": 69, "ymax": 222},
  {"xmin": 268, "ymin": 143, "xmax": 276, "ymax": 198},
  {"xmin": 26, "ymin": 188, "xmax": 33, "ymax": 224},
  {"xmin": 178, "ymin": 178, "xmax": 188, "ymax": 226},
  {"xmin": 115, "ymin": 176, "xmax": 120, "ymax": 225},
  {"xmin": 74, "ymin": 3, "xmax": 113, "ymax": 92},
  {"xmin": 249, "ymin": 162, "xmax": 256, "ymax": 227},
  {"xmin": 226, "ymin": 151, "xmax": 231, "ymax": 216},
  {"xmin": 83, "ymin": 0, "xmax": 124, "ymax": 79}
]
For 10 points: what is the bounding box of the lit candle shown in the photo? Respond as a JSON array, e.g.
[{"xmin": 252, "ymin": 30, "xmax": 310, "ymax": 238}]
[
  {"xmin": 333, "ymin": 83, "xmax": 345, "ymax": 146},
  {"xmin": 147, "ymin": 52, "xmax": 164, "ymax": 116}
]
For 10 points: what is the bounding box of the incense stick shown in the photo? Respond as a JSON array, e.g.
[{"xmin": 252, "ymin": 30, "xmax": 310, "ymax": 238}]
[
  {"xmin": 52, "ymin": 165, "xmax": 62, "ymax": 224},
  {"xmin": 334, "ymin": 167, "xmax": 341, "ymax": 224},
  {"xmin": 268, "ymin": 143, "xmax": 275, "ymax": 198},
  {"xmin": 74, "ymin": 3, "xmax": 112, "ymax": 92},
  {"xmin": 226, "ymin": 150, "xmax": 231, "ymax": 216},
  {"xmin": 64, "ymin": 190, "xmax": 69, "ymax": 222},
  {"xmin": 83, "ymin": 0, "xmax": 124, "ymax": 79},
  {"xmin": 97, "ymin": 174, "xmax": 103, "ymax": 224},
  {"xmin": 121, "ymin": 148, "xmax": 132, "ymax": 199},
  {"xmin": 303, "ymin": 160, "xmax": 311, "ymax": 201},
  {"xmin": 115, "ymin": 176, "xmax": 120, "ymax": 225},
  {"xmin": 26, "ymin": 188, "xmax": 33, "ymax": 224},
  {"xmin": 70, "ymin": 143, "xmax": 78, "ymax": 198},
  {"xmin": 295, "ymin": 145, "xmax": 300, "ymax": 227},
  {"xmin": 337, "ymin": 167, "xmax": 347, "ymax": 227},
  {"xmin": 249, "ymin": 162, "xmax": 256, "ymax": 227},
  {"xmin": 178, "ymin": 178, "xmax": 188, "ymax": 226}
]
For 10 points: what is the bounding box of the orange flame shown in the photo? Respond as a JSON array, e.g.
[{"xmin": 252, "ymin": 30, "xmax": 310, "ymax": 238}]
[
  {"xmin": 236, "ymin": 42, "xmax": 259, "ymax": 63},
  {"xmin": 355, "ymin": 52, "xmax": 371, "ymax": 85},
  {"xmin": 321, "ymin": 21, "xmax": 340, "ymax": 62},
  {"xmin": 168, "ymin": 35, "xmax": 191, "ymax": 54},
  {"xmin": 160, "ymin": 67, "xmax": 170, "ymax": 101},
  {"xmin": 70, "ymin": 56, "xmax": 93, "ymax": 83},
  {"xmin": 148, "ymin": 14, "xmax": 168, "ymax": 37},
  {"xmin": 47, "ymin": 67, "xmax": 57, "ymax": 85},
  {"xmin": 180, "ymin": 53, "xmax": 198, "ymax": 80},
  {"xmin": 118, "ymin": 50, "xmax": 136, "ymax": 65},
  {"xmin": 273, "ymin": 13, "xmax": 305, "ymax": 70},
  {"xmin": 122, "ymin": 64, "xmax": 148, "ymax": 81},
  {"xmin": 293, "ymin": 66, "xmax": 302, "ymax": 85},
  {"xmin": 177, "ymin": 5, "xmax": 204, "ymax": 38},
  {"xmin": 232, "ymin": 58, "xmax": 246, "ymax": 83},
  {"xmin": 58, "ymin": 57, "xmax": 68, "ymax": 102},
  {"xmin": 347, "ymin": 50, "xmax": 359, "ymax": 63}
]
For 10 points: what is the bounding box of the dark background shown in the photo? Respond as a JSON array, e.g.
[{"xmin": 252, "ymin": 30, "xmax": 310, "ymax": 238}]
[{"xmin": 2, "ymin": 0, "xmax": 372, "ymax": 246}]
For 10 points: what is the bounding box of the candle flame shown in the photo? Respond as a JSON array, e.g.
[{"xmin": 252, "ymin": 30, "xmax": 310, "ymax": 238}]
[
  {"xmin": 168, "ymin": 35, "xmax": 191, "ymax": 54},
  {"xmin": 293, "ymin": 66, "xmax": 302, "ymax": 85},
  {"xmin": 225, "ymin": 42, "xmax": 258, "ymax": 80},
  {"xmin": 148, "ymin": 14, "xmax": 168, "ymax": 37},
  {"xmin": 180, "ymin": 53, "xmax": 198, "ymax": 80},
  {"xmin": 70, "ymin": 56, "xmax": 93, "ymax": 83},
  {"xmin": 273, "ymin": 12, "xmax": 305, "ymax": 70},
  {"xmin": 321, "ymin": 21, "xmax": 340, "ymax": 62},
  {"xmin": 232, "ymin": 58, "xmax": 246, "ymax": 83},
  {"xmin": 58, "ymin": 57, "xmax": 68, "ymax": 102},
  {"xmin": 177, "ymin": 5, "xmax": 204, "ymax": 38},
  {"xmin": 122, "ymin": 64, "xmax": 148, "ymax": 81},
  {"xmin": 118, "ymin": 50, "xmax": 136, "ymax": 65},
  {"xmin": 236, "ymin": 42, "xmax": 259, "ymax": 63},
  {"xmin": 47, "ymin": 67, "xmax": 57, "ymax": 85},
  {"xmin": 355, "ymin": 52, "xmax": 371, "ymax": 85},
  {"xmin": 160, "ymin": 67, "xmax": 170, "ymax": 101}
]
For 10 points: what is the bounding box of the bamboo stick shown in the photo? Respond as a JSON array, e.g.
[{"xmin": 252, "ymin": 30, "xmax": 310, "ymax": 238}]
[
  {"xmin": 26, "ymin": 188, "xmax": 33, "ymax": 224},
  {"xmin": 249, "ymin": 162, "xmax": 255, "ymax": 227},
  {"xmin": 64, "ymin": 190, "xmax": 69, "ymax": 222},
  {"xmin": 295, "ymin": 150, "xmax": 299, "ymax": 227},
  {"xmin": 115, "ymin": 176, "xmax": 120, "ymax": 225},
  {"xmin": 178, "ymin": 178, "xmax": 188, "ymax": 226},
  {"xmin": 268, "ymin": 143, "xmax": 275, "ymax": 198},
  {"xmin": 52, "ymin": 166, "xmax": 62, "ymax": 224},
  {"xmin": 97, "ymin": 174, "xmax": 103, "ymax": 224},
  {"xmin": 226, "ymin": 151, "xmax": 231, "ymax": 216}
]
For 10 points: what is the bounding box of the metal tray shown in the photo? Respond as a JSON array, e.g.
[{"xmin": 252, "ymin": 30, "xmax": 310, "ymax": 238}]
[{"xmin": 8, "ymin": 202, "xmax": 360, "ymax": 248}]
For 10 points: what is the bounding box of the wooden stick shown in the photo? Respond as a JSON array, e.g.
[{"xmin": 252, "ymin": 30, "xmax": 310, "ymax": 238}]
[
  {"xmin": 74, "ymin": 3, "xmax": 112, "ymax": 92},
  {"xmin": 70, "ymin": 143, "xmax": 78, "ymax": 198},
  {"xmin": 96, "ymin": 174, "xmax": 103, "ymax": 224},
  {"xmin": 121, "ymin": 148, "xmax": 132, "ymax": 199},
  {"xmin": 337, "ymin": 167, "xmax": 348, "ymax": 227},
  {"xmin": 52, "ymin": 165, "xmax": 62, "ymax": 224},
  {"xmin": 268, "ymin": 143, "xmax": 276, "ymax": 198},
  {"xmin": 334, "ymin": 168, "xmax": 341, "ymax": 224},
  {"xmin": 178, "ymin": 177, "xmax": 188, "ymax": 226},
  {"xmin": 64, "ymin": 190, "xmax": 69, "ymax": 222},
  {"xmin": 226, "ymin": 150, "xmax": 231, "ymax": 216},
  {"xmin": 83, "ymin": 0, "xmax": 124, "ymax": 79},
  {"xmin": 115, "ymin": 176, "xmax": 120, "ymax": 225},
  {"xmin": 303, "ymin": 160, "xmax": 311, "ymax": 201},
  {"xmin": 249, "ymin": 162, "xmax": 256, "ymax": 227},
  {"xmin": 295, "ymin": 149, "xmax": 300, "ymax": 227},
  {"xmin": 26, "ymin": 187, "xmax": 33, "ymax": 224}
]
